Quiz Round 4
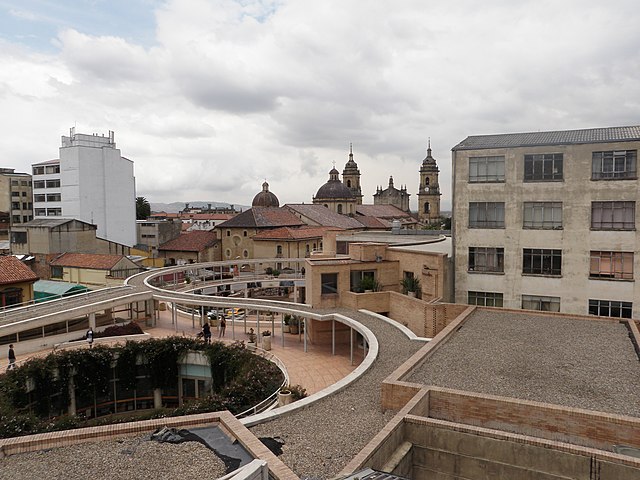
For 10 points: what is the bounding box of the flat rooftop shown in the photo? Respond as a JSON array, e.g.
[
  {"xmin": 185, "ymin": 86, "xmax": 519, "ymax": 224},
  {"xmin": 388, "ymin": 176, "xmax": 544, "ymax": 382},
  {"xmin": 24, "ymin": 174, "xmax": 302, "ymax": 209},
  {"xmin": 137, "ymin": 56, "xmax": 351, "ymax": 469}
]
[{"xmin": 408, "ymin": 309, "xmax": 640, "ymax": 417}]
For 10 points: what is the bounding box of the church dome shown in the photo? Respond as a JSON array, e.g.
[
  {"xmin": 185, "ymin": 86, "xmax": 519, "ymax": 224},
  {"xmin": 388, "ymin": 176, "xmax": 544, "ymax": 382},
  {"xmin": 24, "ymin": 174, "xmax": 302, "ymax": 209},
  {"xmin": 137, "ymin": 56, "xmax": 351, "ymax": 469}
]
[
  {"xmin": 315, "ymin": 167, "xmax": 354, "ymax": 200},
  {"xmin": 252, "ymin": 181, "xmax": 280, "ymax": 207}
]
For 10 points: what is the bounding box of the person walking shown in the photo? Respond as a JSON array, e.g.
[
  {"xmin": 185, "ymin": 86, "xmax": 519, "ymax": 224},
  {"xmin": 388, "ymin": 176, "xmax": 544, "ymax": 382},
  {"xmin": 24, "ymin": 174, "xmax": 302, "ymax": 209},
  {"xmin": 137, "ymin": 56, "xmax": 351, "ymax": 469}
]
[
  {"xmin": 219, "ymin": 316, "xmax": 226, "ymax": 338},
  {"xmin": 202, "ymin": 322, "xmax": 212, "ymax": 344},
  {"xmin": 7, "ymin": 344, "xmax": 16, "ymax": 371},
  {"xmin": 86, "ymin": 328, "xmax": 94, "ymax": 348}
]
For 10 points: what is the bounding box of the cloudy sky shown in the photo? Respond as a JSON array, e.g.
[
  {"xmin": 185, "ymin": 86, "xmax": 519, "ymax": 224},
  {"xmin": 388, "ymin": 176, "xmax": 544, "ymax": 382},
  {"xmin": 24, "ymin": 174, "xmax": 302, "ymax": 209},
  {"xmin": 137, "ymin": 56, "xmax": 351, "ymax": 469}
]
[{"xmin": 1, "ymin": 0, "xmax": 639, "ymax": 211}]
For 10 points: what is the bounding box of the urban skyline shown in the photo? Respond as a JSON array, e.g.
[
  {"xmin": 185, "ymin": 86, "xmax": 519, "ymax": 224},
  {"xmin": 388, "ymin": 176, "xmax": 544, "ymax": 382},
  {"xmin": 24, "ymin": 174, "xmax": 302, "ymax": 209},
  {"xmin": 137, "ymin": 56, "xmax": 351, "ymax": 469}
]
[{"xmin": 1, "ymin": 0, "xmax": 639, "ymax": 210}]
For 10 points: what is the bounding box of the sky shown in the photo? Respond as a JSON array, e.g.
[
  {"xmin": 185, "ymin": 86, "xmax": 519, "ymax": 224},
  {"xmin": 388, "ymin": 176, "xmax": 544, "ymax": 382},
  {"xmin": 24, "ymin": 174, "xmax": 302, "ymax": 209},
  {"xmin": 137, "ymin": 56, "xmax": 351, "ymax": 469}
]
[{"xmin": 1, "ymin": 0, "xmax": 639, "ymax": 211}]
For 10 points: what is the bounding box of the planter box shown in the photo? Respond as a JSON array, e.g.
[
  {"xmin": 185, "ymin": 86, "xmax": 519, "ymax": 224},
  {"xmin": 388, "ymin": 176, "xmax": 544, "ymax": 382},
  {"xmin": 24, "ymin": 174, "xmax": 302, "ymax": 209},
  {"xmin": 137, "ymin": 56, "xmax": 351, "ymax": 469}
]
[
  {"xmin": 278, "ymin": 391, "xmax": 293, "ymax": 407},
  {"xmin": 247, "ymin": 342, "xmax": 256, "ymax": 352},
  {"xmin": 282, "ymin": 325, "xmax": 290, "ymax": 333},
  {"xmin": 289, "ymin": 325, "xmax": 299, "ymax": 335},
  {"xmin": 262, "ymin": 335, "xmax": 272, "ymax": 351}
]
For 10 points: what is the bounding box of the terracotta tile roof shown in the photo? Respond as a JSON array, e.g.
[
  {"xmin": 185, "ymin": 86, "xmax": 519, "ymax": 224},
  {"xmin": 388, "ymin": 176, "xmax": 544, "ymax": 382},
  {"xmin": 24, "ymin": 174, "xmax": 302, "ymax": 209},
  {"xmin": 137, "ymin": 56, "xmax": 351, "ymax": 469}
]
[
  {"xmin": 253, "ymin": 226, "xmax": 342, "ymax": 241},
  {"xmin": 356, "ymin": 204, "xmax": 412, "ymax": 218},
  {"xmin": 217, "ymin": 207, "xmax": 305, "ymax": 229},
  {"xmin": 49, "ymin": 253, "xmax": 124, "ymax": 270},
  {"xmin": 158, "ymin": 230, "xmax": 219, "ymax": 252},
  {"xmin": 284, "ymin": 204, "xmax": 365, "ymax": 229},
  {"xmin": 355, "ymin": 216, "xmax": 389, "ymax": 229},
  {"xmin": 0, "ymin": 256, "xmax": 38, "ymax": 285}
]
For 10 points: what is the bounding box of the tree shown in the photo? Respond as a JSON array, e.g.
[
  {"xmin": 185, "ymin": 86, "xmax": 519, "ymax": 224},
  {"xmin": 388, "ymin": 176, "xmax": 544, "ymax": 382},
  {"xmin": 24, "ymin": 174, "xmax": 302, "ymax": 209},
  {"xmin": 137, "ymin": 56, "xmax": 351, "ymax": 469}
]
[{"xmin": 136, "ymin": 196, "xmax": 151, "ymax": 220}]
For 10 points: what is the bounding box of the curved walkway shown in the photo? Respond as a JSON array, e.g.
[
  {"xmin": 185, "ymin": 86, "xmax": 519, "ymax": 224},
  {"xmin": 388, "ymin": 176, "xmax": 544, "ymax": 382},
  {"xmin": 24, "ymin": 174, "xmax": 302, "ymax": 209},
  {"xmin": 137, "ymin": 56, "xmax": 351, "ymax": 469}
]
[{"xmin": 250, "ymin": 308, "xmax": 425, "ymax": 479}]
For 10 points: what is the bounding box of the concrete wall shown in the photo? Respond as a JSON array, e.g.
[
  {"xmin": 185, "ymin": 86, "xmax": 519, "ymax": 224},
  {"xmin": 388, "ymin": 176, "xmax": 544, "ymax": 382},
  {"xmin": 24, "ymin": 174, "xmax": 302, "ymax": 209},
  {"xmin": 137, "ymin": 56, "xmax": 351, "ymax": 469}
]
[{"xmin": 453, "ymin": 139, "xmax": 640, "ymax": 317}]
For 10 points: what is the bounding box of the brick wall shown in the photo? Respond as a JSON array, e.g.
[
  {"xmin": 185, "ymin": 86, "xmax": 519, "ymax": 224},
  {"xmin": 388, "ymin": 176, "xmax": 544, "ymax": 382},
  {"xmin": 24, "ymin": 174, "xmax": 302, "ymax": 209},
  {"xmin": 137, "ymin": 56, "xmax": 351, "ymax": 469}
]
[{"xmin": 427, "ymin": 387, "xmax": 640, "ymax": 452}]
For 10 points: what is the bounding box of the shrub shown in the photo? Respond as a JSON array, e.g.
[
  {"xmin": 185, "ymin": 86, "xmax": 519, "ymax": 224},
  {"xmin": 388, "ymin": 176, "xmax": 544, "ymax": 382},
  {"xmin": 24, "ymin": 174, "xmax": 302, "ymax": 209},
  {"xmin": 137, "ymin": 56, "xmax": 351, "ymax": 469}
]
[
  {"xmin": 0, "ymin": 337, "xmax": 284, "ymax": 439},
  {"xmin": 95, "ymin": 322, "xmax": 144, "ymax": 338}
]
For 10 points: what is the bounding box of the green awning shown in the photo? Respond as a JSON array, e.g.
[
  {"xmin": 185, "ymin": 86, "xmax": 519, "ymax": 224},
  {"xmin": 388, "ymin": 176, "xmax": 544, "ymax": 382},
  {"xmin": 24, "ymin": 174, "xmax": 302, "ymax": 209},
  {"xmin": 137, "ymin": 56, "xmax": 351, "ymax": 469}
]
[{"xmin": 34, "ymin": 280, "xmax": 89, "ymax": 302}]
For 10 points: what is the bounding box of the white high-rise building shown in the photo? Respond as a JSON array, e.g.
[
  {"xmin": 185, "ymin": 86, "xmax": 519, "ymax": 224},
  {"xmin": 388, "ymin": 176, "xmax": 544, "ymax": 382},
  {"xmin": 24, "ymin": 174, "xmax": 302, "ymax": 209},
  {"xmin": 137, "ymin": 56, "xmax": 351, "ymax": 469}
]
[{"xmin": 32, "ymin": 128, "xmax": 136, "ymax": 246}]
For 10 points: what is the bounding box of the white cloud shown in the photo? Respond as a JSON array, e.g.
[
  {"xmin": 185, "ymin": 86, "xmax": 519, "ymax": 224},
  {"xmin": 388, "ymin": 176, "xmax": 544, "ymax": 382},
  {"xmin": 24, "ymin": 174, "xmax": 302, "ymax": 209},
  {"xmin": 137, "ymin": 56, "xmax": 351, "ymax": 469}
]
[{"xmin": 1, "ymin": 0, "xmax": 640, "ymax": 210}]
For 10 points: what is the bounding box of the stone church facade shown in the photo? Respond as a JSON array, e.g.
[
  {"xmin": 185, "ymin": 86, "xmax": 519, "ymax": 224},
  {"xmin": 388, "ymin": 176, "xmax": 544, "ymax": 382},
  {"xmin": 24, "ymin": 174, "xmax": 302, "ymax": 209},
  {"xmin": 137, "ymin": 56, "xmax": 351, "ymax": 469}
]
[{"xmin": 313, "ymin": 143, "xmax": 442, "ymax": 225}]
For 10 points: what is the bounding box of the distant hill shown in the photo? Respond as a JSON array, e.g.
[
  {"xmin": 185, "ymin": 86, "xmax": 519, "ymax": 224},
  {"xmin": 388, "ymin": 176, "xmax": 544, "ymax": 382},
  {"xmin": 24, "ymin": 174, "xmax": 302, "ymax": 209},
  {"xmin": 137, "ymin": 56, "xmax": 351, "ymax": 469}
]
[{"xmin": 150, "ymin": 201, "xmax": 248, "ymax": 213}]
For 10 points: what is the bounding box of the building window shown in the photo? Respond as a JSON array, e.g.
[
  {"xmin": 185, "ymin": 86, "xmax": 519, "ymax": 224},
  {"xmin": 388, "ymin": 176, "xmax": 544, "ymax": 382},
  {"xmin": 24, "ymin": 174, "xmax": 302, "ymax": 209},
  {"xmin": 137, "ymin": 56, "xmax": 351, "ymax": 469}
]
[
  {"xmin": 276, "ymin": 245, "xmax": 283, "ymax": 256},
  {"xmin": 243, "ymin": 230, "xmax": 247, "ymax": 237},
  {"xmin": 47, "ymin": 208, "xmax": 62, "ymax": 216},
  {"xmin": 524, "ymin": 153, "xmax": 563, "ymax": 181},
  {"xmin": 10, "ymin": 231, "xmax": 26, "ymax": 244},
  {"xmin": 51, "ymin": 266, "xmax": 63, "ymax": 279},
  {"xmin": 522, "ymin": 294, "xmax": 560, "ymax": 312},
  {"xmin": 424, "ymin": 202, "xmax": 430, "ymax": 214},
  {"xmin": 589, "ymin": 299, "xmax": 632, "ymax": 319},
  {"xmin": 591, "ymin": 201, "xmax": 635, "ymax": 230},
  {"xmin": 592, "ymin": 150, "xmax": 637, "ymax": 180},
  {"xmin": 469, "ymin": 202, "xmax": 505, "ymax": 228},
  {"xmin": 469, "ymin": 156, "xmax": 505, "ymax": 182},
  {"xmin": 32, "ymin": 166, "xmax": 44, "ymax": 175},
  {"xmin": 11, "ymin": 202, "xmax": 19, "ymax": 209},
  {"xmin": 589, "ymin": 251, "xmax": 633, "ymax": 280},
  {"xmin": 321, "ymin": 273, "xmax": 338, "ymax": 295},
  {"xmin": 45, "ymin": 165, "xmax": 60, "ymax": 174},
  {"xmin": 337, "ymin": 204, "xmax": 343, "ymax": 214},
  {"xmin": 34, "ymin": 194, "xmax": 45, "ymax": 202},
  {"xmin": 45, "ymin": 179, "xmax": 60, "ymax": 188},
  {"xmin": 243, "ymin": 249, "xmax": 248, "ymax": 258},
  {"xmin": 35, "ymin": 208, "xmax": 46, "ymax": 216},
  {"xmin": 468, "ymin": 247, "xmax": 504, "ymax": 273},
  {"xmin": 226, "ymin": 230, "xmax": 230, "ymax": 237},
  {"xmin": 33, "ymin": 180, "xmax": 45, "ymax": 189},
  {"xmin": 21, "ymin": 203, "xmax": 27, "ymax": 210},
  {"xmin": 11, "ymin": 191, "xmax": 19, "ymax": 197},
  {"xmin": 350, "ymin": 270, "xmax": 375, "ymax": 292},
  {"xmin": 11, "ymin": 215, "xmax": 20, "ymax": 223},
  {"xmin": 22, "ymin": 215, "xmax": 28, "ymax": 222},
  {"xmin": 11, "ymin": 180, "xmax": 18, "ymax": 186},
  {"xmin": 523, "ymin": 202, "xmax": 562, "ymax": 229},
  {"xmin": 0, "ymin": 288, "xmax": 22, "ymax": 308},
  {"xmin": 225, "ymin": 249, "xmax": 231, "ymax": 258},
  {"xmin": 468, "ymin": 291, "xmax": 503, "ymax": 307},
  {"xmin": 46, "ymin": 193, "xmax": 61, "ymax": 202},
  {"xmin": 523, "ymin": 248, "xmax": 562, "ymax": 276}
]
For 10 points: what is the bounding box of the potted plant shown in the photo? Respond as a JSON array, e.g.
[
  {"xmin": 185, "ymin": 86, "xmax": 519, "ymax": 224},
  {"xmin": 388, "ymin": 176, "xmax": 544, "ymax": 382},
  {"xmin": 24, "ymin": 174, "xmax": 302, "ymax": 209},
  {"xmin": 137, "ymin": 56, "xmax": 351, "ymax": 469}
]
[
  {"xmin": 283, "ymin": 313, "xmax": 291, "ymax": 334},
  {"xmin": 247, "ymin": 328, "xmax": 257, "ymax": 351},
  {"xmin": 265, "ymin": 267, "xmax": 273, "ymax": 276},
  {"xmin": 261, "ymin": 330, "xmax": 272, "ymax": 350},
  {"xmin": 278, "ymin": 387, "xmax": 292, "ymax": 406},
  {"xmin": 289, "ymin": 316, "xmax": 300, "ymax": 335},
  {"xmin": 358, "ymin": 276, "xmax": 381, "ymax": 293},
  {"xmin": 401, "ymin": 275, "xmax": 421, "ymax": 297},
  {"xmin": 272, "ymin": 269, "xmax": 281, "ymax": 278},
  {"xmin": 277, "ymin": 384, "xmax": 307, "ymax": 407}
]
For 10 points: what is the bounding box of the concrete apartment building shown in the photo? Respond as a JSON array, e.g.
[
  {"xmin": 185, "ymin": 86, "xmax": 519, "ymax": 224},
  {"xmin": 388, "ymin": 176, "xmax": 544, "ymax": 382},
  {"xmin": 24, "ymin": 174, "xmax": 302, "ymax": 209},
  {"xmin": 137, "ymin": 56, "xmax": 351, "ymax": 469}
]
[
  {"xmin": 0, "ymin": 168, "xmax": 33, "ymax": 239},
  {"xmin": 452, "ymin": 125, "xmax": 640, "ymax": 319},
  {"xmin": 32, "ymin": 128, "xmax": 136, "ymax": 246}
]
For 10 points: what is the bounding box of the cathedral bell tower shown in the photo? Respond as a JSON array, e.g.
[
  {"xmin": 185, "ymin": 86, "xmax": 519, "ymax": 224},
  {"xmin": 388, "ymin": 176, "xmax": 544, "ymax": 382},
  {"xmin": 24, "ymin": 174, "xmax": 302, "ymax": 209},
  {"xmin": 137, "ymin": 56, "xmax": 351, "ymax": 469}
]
[
  {"xmin": 342, "ymin": 143, "xmax": 363, "ymax": 205},
  {"xmin": 417, "ymin": 140, "xmax": 441, "ymax": 224}
]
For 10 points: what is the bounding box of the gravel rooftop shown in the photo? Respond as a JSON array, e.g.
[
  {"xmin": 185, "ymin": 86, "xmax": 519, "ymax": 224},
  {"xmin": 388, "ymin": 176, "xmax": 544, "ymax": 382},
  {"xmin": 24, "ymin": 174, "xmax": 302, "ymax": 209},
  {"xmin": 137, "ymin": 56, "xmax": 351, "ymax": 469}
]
[
  {"xmin": 0, "ymin": 434, "xmax": 227, "ymax": 480},
  {"xmin": 250, "ymin": 309, "xmax": 424, "ymax": 479},
  {"xmin": 408, "ymin": 309, "xmax": 640, "ymax": 417}
]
